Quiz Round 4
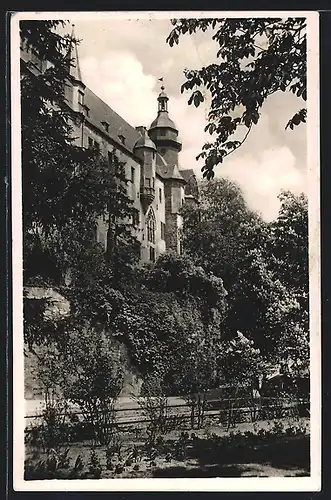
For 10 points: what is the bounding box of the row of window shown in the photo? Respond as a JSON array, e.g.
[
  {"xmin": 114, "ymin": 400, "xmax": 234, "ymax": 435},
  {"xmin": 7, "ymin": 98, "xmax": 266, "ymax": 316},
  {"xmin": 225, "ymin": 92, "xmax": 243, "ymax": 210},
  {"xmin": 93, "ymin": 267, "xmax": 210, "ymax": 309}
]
[{"xmin": 78, "ymin": 91, "xmax": 128, "ymax": 147}]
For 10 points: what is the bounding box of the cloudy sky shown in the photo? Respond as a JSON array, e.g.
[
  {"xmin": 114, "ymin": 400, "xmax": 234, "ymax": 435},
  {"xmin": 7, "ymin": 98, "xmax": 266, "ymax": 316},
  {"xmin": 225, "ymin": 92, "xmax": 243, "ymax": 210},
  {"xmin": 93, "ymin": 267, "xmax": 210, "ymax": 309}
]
[{"xmin": 65, "ymin": 16, "xmax": 307, "ymax": 221}]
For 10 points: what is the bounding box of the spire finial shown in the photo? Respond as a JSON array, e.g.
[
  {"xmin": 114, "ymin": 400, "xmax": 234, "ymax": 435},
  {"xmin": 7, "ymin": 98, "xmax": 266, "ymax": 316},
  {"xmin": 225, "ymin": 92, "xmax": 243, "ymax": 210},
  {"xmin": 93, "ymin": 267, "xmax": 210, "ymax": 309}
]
[
  {"xmin": 67, "ymin": 24, "xmax": 83, "ymax": 83},
  {"xmin": 157, "ymin": 78, "xmax": 169, "ymax": 112},
  {"xmin": 158, "ymin": 77, "xmax": 165, "ymax": 92}
]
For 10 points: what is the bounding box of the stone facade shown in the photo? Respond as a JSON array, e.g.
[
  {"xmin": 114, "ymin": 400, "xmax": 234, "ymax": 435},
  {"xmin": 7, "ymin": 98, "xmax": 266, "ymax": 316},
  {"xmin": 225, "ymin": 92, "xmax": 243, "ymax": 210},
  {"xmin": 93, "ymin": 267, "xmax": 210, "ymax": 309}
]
[{"xmin": 20, "ymin": 34, "xmax": 199, "ymax": 263}]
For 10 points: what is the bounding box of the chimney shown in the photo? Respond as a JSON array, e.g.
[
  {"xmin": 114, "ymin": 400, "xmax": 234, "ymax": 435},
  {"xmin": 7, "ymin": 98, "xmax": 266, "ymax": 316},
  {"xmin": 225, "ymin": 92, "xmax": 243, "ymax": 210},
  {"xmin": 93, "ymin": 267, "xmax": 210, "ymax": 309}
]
[{"xmin": 135, "ymin": 126, "xmax": 146, "ymax": 137}]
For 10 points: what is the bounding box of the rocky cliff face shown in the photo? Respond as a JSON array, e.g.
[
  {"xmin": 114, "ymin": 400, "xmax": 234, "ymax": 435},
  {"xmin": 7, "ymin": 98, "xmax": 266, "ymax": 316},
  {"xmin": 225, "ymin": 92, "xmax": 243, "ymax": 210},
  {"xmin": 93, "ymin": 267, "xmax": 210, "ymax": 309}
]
[
  {"xmin": 24, "ymin": 286, "xmax": 71, "ymax": 321},
  {"xmin": 24, "ymin": 286, "xmax": 143, "ymax": 400}
]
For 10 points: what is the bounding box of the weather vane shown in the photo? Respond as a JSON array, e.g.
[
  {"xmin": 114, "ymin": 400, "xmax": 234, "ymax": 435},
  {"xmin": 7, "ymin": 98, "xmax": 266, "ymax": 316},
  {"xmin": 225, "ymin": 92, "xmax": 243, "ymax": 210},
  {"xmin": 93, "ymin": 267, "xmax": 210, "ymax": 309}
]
[{"xmin": 158, "ymin": 77, "xmax": 165, "ymax": 91}]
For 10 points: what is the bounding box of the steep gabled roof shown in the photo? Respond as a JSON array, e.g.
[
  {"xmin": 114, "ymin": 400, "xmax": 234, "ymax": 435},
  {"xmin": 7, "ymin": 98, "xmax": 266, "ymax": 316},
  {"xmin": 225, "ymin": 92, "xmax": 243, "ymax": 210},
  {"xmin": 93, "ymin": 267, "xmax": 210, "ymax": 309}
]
[
  {"xmin": 155, "ymin": 153, "xmax": 186, "ymax": 182},
  {"xmin": 179, "ymin": 168, "xmax": 199, "ymax": 198},
  {"xmin": 84, "ymin": 87, "xmax": 140, "ymax": 154},
  {"xmin": 179, "ymin": 168, "xmax": 195, "ymax": 183},
  {"xmin": 134, "ymin": 127, "xmax": 156, "ymax": 151}
]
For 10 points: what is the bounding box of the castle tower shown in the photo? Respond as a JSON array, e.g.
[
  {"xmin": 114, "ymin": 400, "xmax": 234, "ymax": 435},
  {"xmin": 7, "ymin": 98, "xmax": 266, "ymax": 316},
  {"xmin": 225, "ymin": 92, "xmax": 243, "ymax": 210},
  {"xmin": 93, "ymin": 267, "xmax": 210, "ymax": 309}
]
[
  {"xmin": 133, "ymin": 127, "xmax": 157, "ymax": 213},
  {"xmin": 148, "ymin": 84, "xmax": 186, "ymax": 254},
  {"xmin": 148, "ymin": 85, "xmax": 182, "ymax": 166}
]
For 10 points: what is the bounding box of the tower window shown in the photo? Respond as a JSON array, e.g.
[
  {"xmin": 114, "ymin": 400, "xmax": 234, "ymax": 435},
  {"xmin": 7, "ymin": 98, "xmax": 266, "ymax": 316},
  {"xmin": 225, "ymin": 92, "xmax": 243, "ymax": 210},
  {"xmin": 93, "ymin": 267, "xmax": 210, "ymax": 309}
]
[
  {"xmin": 160, "ymin": 130, "xmax": 166, "ymax": 136},
  {"xmin": 149, "ymin": 247, "xmax": 156, "ymax": 262},
  {"xmin": 147, "ymin": 209, "xmax": 156, "ymax": 244},
  {"xmin": 159, "ymin": 188, "xmax": 162, "ymax": 203},
  {"xmin": 161, "ymin": 222, "xmax": 165, "ymax": 240},
  {"xmin": 131, "ymin": 167, "xmax": 135, "ymax": 183},
  {"xmin": 132, "ymin": 210, "xmax": 140, "ymax": 227},
  {"xmin": 108, "ymin": 151, "xmax": 112, "ymax": 165},
  {"xmin": 78, "ymin": 90, "xmax": 85, "ymax": 105}
]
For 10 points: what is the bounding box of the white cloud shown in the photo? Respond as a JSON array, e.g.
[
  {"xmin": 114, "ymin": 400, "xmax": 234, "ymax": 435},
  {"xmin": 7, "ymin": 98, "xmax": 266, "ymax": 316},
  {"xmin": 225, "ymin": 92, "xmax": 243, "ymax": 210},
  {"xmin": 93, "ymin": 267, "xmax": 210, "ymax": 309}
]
[
  {"xmin": 80, "ymin": 51, "xmax": 157, "ymax": 126},
  {"xmin": 220, "ymin": 147, "xmax": 307, "ymax": 221},
  {"xmin": 74, "ymin": 19, "xmax": 307, "ymax": 221},
  {"xmin": 80, "ymin": 50, "xmax": 209, "ymax": 169}
]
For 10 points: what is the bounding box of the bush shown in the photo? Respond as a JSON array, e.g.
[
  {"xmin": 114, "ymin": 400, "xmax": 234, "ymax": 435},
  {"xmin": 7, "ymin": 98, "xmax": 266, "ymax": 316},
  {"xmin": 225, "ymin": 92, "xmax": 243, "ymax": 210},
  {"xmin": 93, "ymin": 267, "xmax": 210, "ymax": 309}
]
[
  {"xmin": 135, "ymin": 375, "xmax": 169, "ymax": 449},
  {"xmin": 60, "ymin": 327, "xmax": 124, "ymax": 445},
  {"xmin": 33, "ymin": 325, "xmax": 124, "ymax": 446}
]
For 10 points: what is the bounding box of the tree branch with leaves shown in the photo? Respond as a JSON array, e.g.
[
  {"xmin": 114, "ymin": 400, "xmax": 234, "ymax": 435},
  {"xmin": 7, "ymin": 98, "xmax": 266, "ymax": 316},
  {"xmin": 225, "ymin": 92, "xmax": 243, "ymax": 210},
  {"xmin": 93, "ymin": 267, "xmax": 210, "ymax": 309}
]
[{"xmin": 167, "ymin": 17, "xmax": 307, "ymax": 178}]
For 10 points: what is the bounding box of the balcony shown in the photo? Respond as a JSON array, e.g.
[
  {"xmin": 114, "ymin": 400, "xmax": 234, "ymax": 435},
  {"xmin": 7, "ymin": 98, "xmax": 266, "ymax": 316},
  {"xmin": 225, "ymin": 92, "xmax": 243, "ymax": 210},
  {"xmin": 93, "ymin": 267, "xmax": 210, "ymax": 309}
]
[{"xmin": 140, "ymin": 186, "xmax": 155, "ymax": 212}]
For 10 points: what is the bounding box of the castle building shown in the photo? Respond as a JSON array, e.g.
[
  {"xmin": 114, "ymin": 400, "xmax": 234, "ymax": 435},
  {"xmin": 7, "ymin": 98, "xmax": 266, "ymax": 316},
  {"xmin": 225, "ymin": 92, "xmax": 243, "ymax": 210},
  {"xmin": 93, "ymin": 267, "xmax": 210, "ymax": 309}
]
[{"xmin": 20, "ymin": 31, "xmax": 199, "ymax": 263}]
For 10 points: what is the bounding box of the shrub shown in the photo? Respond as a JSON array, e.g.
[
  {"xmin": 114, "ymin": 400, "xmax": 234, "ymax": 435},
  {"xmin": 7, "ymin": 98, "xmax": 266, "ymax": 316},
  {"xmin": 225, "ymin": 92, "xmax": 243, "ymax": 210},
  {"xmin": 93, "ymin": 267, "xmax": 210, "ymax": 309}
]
[
  {"xmin": 61, "ymin": 327, "xmax": 124, "ymax": 446},
  {"xmin": 135, "ymin": 374, "xmax": 169, "ymax": 449}
]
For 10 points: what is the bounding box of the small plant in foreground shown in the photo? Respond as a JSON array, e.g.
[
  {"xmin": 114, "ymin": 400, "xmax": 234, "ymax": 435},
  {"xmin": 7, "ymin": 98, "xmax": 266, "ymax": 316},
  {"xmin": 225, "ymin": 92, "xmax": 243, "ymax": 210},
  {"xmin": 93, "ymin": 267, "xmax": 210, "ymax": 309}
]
[{"xmin": 87, "ymin": 448, "xmax": 102, "ymax": 479}]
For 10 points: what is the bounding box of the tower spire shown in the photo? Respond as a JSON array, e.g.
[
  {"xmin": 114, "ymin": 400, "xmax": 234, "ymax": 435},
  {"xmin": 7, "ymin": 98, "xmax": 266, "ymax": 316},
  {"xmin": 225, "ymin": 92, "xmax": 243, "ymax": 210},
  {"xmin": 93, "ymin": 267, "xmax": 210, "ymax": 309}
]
[
  {"xmin": 68, "ymin": 23, "xmax": 82, "ymax": 83},
  {"xmin": 157, "ymin": 79, "xmax": 169, "ymax": 113}
]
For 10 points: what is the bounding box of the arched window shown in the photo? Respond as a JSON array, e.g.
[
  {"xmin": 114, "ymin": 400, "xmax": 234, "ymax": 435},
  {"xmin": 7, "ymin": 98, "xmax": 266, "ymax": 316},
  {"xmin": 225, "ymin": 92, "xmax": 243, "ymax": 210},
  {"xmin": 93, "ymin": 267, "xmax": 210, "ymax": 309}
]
[{"xmin": 146, "ymin": 209, "xmax": 156, "ymax": 245}]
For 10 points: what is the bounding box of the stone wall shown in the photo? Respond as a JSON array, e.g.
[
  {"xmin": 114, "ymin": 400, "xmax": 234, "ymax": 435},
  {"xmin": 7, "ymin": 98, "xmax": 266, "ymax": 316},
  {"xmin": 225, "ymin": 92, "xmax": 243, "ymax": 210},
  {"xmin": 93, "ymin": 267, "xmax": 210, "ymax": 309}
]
[{"xmin": 24, "ymin": 286, "xmax": 143, "ymax": 400}]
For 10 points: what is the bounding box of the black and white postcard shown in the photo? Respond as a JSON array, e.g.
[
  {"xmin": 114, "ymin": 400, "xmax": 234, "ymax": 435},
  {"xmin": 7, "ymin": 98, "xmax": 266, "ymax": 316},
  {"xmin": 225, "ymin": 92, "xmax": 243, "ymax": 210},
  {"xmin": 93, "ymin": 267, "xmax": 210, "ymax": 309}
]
[{"xmin": 10, "ymin": 10, "xmax": 321, "ymax": 492}]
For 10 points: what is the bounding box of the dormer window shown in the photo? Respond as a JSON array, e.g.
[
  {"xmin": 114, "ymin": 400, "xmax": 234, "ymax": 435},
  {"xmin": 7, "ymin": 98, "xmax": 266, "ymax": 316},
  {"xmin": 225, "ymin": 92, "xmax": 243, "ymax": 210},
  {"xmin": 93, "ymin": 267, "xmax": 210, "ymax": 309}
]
[
  {"xmin": 118, "ymin": 134, "xmax": 125, "ymax": 145},
  {"xmin": 101, "ymin": 121, "xmax": 109, "ymax": 133}
]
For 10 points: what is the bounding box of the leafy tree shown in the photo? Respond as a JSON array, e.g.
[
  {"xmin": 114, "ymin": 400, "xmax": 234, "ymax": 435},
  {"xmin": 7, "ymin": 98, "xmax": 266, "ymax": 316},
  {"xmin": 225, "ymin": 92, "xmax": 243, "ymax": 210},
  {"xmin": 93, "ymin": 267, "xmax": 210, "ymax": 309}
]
[
  {"xmin": 167, "ymin": 17, "xmax": 306, "ymax": 178},
  {"xmin": 217, "ymin": 331, "xmax": 263, "ymax": 387},
  {"xmin": 226, "ymin": 247, "xmax": 304, "ymax": 357},
  {"xmin": 113, "ymin": 283, "xmax": 225, "ymax": 396},
  {"xmin": 267, "ymin": 191, "xmax": 309, "ymax": 369},
  {"xmin": 21, "ymin": 21, "xmax": 140, "ymax": 359},
  {"xmin": 181, "ymin": 178, "xmax": 267, "ymax": 291},
  {"xmin": 268, "ymin": 190, "xmax": 308, "ymax": 291},
  {"xmin": 35, "ymin": 327, "xmax": 124, "ymax": 446},
  {"xmin": 180, "ymin": 178, "xmax": 308, "ymax": 362},
  {"xmin": 142, "ymin": 251, "xmax": 227, "ymax": 315},
  {"xmin": 21, "ymin": 21, "xmax": 139, "ymax": 287}
]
